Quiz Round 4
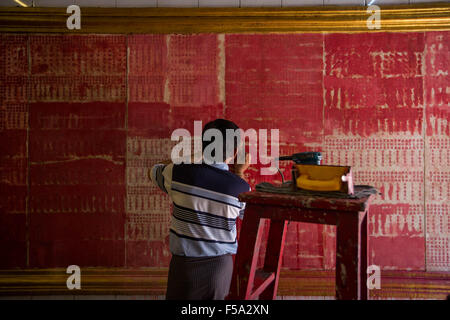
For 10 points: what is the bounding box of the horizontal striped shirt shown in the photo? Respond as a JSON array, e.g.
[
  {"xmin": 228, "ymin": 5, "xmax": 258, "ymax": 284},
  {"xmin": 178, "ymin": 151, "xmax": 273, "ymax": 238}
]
[{"xmin": 150, "ymin": 162, "xmax": 250, "ymax": 257}]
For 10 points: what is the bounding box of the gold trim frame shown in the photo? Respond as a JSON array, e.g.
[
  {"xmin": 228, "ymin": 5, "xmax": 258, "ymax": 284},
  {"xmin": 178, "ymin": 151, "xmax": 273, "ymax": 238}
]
[
  {"xmin": 1, "ymin": 268, "xmax": 449, "ymax": 299},
  {"xmin": 0, "ymin": 3, "xmax": 449, "ymax": 34}
]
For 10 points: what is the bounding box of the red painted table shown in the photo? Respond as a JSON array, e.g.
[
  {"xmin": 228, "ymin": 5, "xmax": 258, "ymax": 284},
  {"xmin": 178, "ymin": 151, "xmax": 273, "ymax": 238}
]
[{"xmin": 227, "ymin": 190, "xmax": 375, "ymax": 300}]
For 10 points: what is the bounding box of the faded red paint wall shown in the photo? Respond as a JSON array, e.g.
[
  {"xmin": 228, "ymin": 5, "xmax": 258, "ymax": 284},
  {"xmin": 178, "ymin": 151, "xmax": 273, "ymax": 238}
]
[{"xmin": 0, "ymin": 32, "xmax": 448, "ymax": 271}]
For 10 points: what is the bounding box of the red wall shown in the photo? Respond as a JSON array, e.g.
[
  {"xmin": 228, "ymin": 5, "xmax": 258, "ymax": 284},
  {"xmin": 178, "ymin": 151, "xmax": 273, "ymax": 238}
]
[{"xmin": 0, "ymin": 32, "xmax": 448, "ymax": 271}]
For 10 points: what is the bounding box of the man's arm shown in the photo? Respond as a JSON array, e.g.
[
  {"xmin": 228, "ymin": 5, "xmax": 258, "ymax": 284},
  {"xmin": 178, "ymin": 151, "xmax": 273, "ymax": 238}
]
[
  {"xmin": 148, "ymin": 159, "xmax": 172, "ymax": 194},
  {"xmin": 229, "ymin": 153, "xmax": 251, "ymax": 220}
]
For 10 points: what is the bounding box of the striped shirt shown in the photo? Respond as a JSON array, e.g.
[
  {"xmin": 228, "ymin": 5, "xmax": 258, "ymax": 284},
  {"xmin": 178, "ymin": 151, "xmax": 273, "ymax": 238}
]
[{"xmin": 150, "ymin": 162, "xmax": 250, "ymax": 257}]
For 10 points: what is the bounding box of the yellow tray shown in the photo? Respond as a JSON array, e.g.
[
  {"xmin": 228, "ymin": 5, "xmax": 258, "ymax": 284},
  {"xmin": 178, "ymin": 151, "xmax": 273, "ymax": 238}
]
[{"xmin": 295, "ymin": 164, "xmax": 352, "ymax": 193}]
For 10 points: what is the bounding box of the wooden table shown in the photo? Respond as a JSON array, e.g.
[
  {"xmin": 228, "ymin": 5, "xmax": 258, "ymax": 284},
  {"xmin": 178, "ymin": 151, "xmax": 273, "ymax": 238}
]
[{"xmin": 227, "ymin": 189, "xmax": 375, "ymax": 300}]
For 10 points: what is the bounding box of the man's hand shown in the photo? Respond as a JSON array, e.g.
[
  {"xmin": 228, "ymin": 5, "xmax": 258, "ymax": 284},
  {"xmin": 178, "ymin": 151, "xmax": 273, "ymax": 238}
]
[{"xmin": 229, "ymin": 153, "xmax": 251, "ymax": 178}]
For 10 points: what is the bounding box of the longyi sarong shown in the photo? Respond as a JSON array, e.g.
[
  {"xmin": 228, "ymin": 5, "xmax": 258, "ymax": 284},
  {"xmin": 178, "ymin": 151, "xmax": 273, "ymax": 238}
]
[{"xmin": 165, "ymin": 253, "xmax": 233, "ymax": 300}]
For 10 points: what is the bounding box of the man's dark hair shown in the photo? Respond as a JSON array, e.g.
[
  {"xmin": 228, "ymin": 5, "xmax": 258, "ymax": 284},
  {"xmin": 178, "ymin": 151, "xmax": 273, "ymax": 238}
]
[{"xmin": 202, "ymin": 119, "xmax": 241, "ymax": 163}]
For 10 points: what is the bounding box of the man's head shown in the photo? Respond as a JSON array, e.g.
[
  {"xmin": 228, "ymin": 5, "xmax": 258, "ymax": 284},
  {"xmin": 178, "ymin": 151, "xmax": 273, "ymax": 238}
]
[{"xmin": 202, "ymin": 119, "xmax": 242, "ymax": 164}]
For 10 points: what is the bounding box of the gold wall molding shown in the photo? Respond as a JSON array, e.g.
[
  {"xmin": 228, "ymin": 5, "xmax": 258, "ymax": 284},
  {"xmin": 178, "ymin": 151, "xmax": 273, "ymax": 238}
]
[
  {"xmin": 0, "ymin": 268, "xmax": 449, "ymax": 299},
  {"xmin": 0, "ymin": 3, "xmax": 449, "ymax": 34}
]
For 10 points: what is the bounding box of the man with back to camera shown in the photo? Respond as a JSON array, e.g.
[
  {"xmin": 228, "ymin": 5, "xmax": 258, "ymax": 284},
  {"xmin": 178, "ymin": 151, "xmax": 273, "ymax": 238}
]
[{"xmin": 148, "ymin": 119, "xmax": 251, "ymax": 300}]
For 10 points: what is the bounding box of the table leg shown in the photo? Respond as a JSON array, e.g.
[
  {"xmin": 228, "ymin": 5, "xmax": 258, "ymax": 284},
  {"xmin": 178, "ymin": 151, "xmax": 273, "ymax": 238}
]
[
  {"xmin": 336, "ymin": 212, "xmax": 361, "ymax": 300},
  {"xmin": 360, "ymin": 211, "xmax": 368, "ymax": 300},
  {"xmin": 259, "ymin": 220, "xmax": 288, "ymax": 300},
  {"xmin": 228, "ymin": 206, "xmax": 264, "ymax": 300}
]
